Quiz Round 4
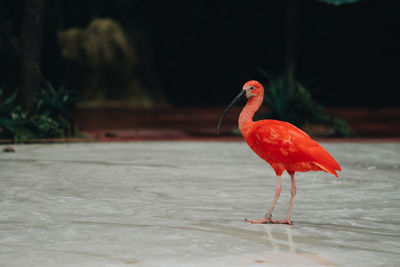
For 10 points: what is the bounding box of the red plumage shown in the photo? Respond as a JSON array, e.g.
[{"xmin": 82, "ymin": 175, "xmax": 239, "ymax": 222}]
[
  {"xmin": 217, "ymin": 80, "xmax": 341, "ymax": 224},
  {"xmin": 248, "ymin": 120, "xmax": 341, "ymax": 177}
]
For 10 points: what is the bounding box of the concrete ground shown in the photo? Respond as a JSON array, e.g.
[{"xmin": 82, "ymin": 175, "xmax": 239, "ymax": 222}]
[{"xmin": 0, "ymin": 142, "xmax": 399, "ymax": 266}]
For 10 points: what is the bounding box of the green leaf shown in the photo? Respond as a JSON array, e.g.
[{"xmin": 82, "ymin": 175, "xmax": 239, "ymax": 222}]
[
  {"xmin": 62, "ymin": 94, "xmax": 69, "ymax": 103},
  {"xmin": 1, "ymin": 82, "xmax": 76, "ymax": 141},
  {"xmin": 0, "ymin": 88, "xmax": 18, "ymax": 115}
]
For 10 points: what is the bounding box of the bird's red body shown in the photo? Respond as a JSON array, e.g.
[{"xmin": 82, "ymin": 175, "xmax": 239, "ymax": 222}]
[
  {"xmin": 237, "ymin": 80, "xmax": 341, "ymax": 177},
  {"xmin": 244, "ymin": 119, "xmax": 340, "ymax": 177},
  {"xmin": 217, "ymin": 80, "xmax": 341, "ymax": 224}
]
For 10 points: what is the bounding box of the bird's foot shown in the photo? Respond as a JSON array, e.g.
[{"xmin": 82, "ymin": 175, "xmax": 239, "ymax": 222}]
[
  {"xmin": 244, "ymin": 218, "xmax": 271, "ymax": 224},
  {"xmin": 245, "ymin": 215, "xmax": 293, "ymax": 225},
  {"xmin": 269, "ymin": 219, "xmax": 293, "ymax": 225}
]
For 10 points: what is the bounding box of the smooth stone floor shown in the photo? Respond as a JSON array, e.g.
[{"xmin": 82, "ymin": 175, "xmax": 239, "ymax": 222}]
[{"xmin": 0, "ymin": 142, "xmax": 399, "ymax": 266}]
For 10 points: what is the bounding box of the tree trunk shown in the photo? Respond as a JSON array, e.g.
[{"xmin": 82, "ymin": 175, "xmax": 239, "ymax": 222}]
[
  {"xmin": 284, "ymin": 0, "xmax": 299, "ymax": 97},
  {"xmin": 20, "ymin": 0, "xmax": 46, "ymax": 111}
]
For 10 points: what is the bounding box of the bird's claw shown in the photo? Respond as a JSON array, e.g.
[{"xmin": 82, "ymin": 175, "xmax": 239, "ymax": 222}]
[
  {"xmin": 245, "ymin": 217, "xmax": 293, "ymax": 225},
  {"xmin": 269, "ymin": 219, "xmax": 293, "ymax": 225},
  {"xmin": 244, "ymin": 218, "xmax": 272, "ymax": 224},
  {"xmin": 244, "ymin": 213, "xmax": 273, "ymax": 224}
]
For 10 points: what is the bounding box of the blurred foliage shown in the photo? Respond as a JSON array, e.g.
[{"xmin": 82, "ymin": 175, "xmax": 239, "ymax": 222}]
[
  {"xmin": 58, "ymin": 18, "xmax": 132, "ymax": 100},
  {"xmin": 59, "ymin": 19, "xmax": 132, "ymax": 66},
  {"xmin": 0, "ymin": 87, "xmax": 18, "ymax": 116},
  {"xmin": 317, "ymin": 0, "xmax": 364, "ymax": 5},
  {"xmin": 0, "ymin": 83, "xmax": 75, "ymax": 143},
  {"xmin": 1, "ymin": 0, "xmax": 398, "ymax": 107},
  {"xmin": 58, "ymin": 18, "xmax": 161, "ymax": 106},
  {"xmin": 36, "ymin": 81, "xmax": 75, "ymax": 136},
  {"xmin": 256, "ymin": 68, "xmax": 353, "ymax": 137}
]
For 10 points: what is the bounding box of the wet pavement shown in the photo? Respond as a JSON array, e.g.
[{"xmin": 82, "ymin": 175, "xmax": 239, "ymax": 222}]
[{"xmin": 0, "ymin": 142, "xmax": 399, "ymax": 266}]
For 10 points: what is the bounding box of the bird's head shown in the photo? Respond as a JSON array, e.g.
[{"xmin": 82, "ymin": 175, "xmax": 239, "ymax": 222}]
[
  {"xmin": 242, "ymin": 80, "xmax": 264, "ymax": 99},
  {"xmin": 216, "ymin": 80, "xmax": 264, "ymax": 135}
]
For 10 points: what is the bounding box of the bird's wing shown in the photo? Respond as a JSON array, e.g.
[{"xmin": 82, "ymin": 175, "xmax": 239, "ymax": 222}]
[{"xmin": 253, "ymin": 120, "xmax": 341, "ymax": 176}]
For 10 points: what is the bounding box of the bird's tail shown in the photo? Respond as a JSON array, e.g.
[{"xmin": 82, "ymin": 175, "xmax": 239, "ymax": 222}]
[
  {"xmin": 311, "ymin": 146, "xmax": 341, "ymax": 177},
  {"xmin": 313, "ymin": 161, "xmax": 339, "ymax": 177}
]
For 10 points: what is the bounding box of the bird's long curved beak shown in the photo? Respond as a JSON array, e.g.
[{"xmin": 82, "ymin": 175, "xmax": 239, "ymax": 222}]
[{"xmin": 216, "ymin": 90, "xmax": 246, "ymax": 135}]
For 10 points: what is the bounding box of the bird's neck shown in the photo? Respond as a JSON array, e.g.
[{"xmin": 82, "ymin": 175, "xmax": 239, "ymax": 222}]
[{"xmin": 239, "ymin": 95, "xmax": 263, "ymax": 138}]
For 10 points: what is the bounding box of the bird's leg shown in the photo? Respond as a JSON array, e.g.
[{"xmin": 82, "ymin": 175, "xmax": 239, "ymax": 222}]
[
  {"xmin": 269, "ymin": 173, "xmax": 296, "ymax": 225},
  {"xmin": 245, "ymin": 175, "xmax": 281, "ymax": 224},
  {"xmin": 266, "ymin": 175, "xmax": 282, "ymax": 219},
  {"xmin": 285, "ymin": 173, "xmax": 296, "ymax": 224}
]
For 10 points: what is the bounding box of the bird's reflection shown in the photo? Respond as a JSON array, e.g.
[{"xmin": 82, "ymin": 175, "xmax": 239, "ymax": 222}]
[
  {"xmin": 264, "ymin": 225, "xmax": 296, "ymax": 253},
  {"xmin": 246, "ymin": 225, "xmax": 334, "ymax": 266}
]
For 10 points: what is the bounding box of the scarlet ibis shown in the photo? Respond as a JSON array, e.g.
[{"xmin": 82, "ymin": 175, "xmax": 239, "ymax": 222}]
[{"xmin": 217, "ymin": 80, "xmax": 341, "ymax": 225}]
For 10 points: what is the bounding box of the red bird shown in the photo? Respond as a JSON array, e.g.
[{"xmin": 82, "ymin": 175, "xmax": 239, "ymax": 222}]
[{"xmin": 217, "ymin": 80, "xmax": 341, "ymax": 225}]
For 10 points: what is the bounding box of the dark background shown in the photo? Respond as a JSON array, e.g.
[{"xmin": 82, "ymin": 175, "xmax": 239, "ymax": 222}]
[{"xmin": 1, "ymin": 0, "xmax": 399, "ymax": 107}]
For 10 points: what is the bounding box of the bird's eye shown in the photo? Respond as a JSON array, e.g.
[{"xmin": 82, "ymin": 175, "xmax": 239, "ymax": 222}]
[{"xmin": 249, "ymin": 86, "xmax": 254, "ymax": 90}]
